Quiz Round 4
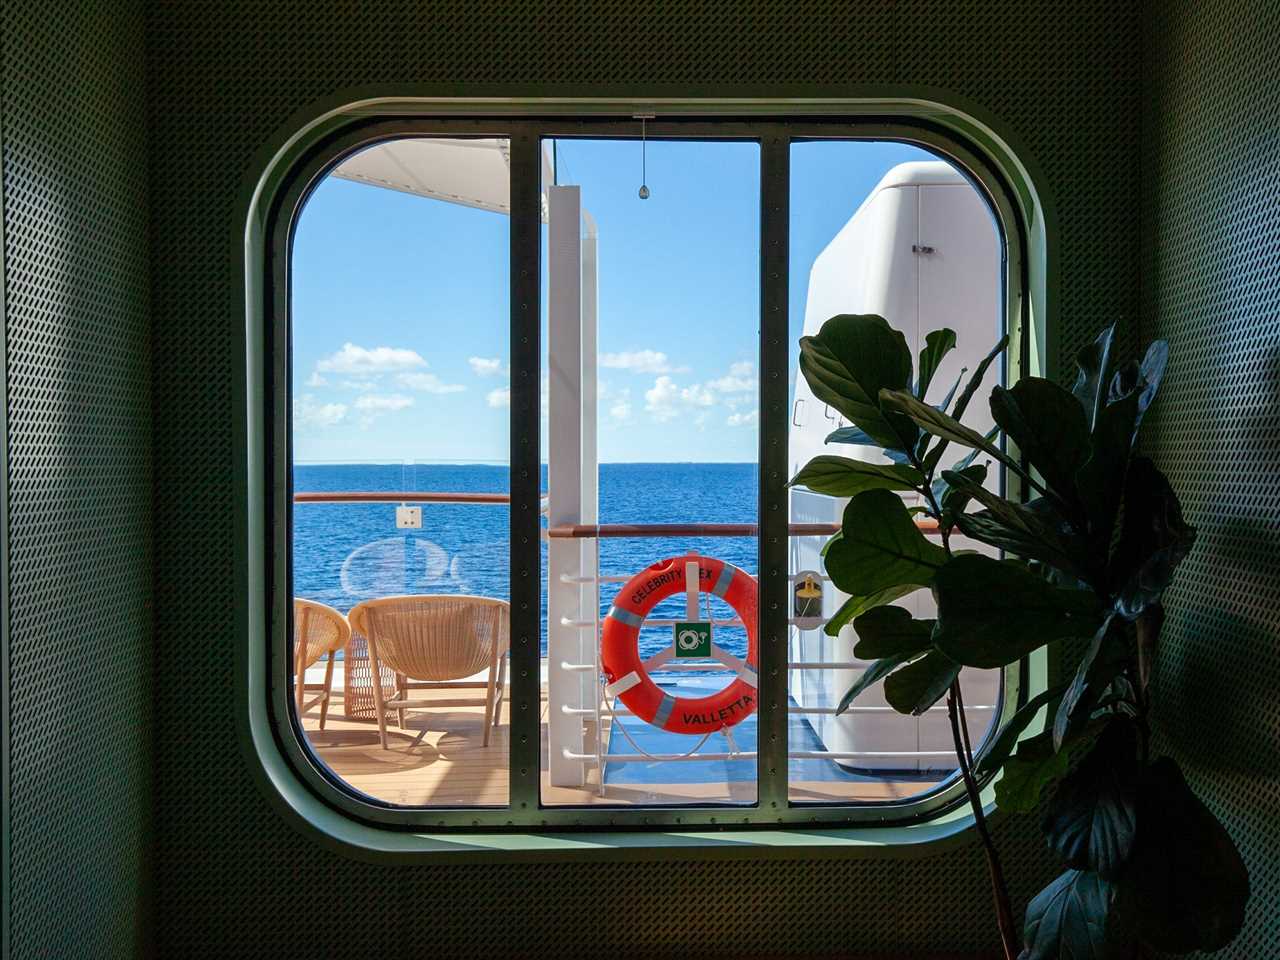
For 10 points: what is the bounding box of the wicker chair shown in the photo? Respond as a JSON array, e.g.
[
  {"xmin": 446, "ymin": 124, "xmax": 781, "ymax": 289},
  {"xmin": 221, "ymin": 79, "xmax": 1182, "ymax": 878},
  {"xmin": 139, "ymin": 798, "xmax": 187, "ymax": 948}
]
[
  {"xmin": 347, "ymin": 595, "xmax": 510, "ymax": 749},
  {"xmin": 293, "ymin": 598, "xmax": 351, "ymax": 730}
]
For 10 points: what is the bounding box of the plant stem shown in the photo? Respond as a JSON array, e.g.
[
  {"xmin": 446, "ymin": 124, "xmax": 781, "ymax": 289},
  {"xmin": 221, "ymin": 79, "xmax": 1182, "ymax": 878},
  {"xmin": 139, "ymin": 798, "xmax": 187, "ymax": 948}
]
[
  {"xmin": 949, "ymin": 684, "xmax": 1020, "ymax": 960},
  {"xmin": 915, "ymin": 462, "xmax": 1018, "ymax": 960}
]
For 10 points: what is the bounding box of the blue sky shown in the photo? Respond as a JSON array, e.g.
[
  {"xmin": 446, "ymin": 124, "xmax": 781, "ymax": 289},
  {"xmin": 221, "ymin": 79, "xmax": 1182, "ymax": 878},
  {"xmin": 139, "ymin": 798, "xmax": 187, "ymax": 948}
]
[{"xmin": 291, "ymin": 138, "xmax": 935, "ymax": 463}]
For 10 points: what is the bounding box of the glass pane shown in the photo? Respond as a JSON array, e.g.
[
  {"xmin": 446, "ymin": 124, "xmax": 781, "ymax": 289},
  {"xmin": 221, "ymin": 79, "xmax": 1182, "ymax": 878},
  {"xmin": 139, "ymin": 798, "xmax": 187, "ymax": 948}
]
[
  {"xmin": 540, "ymin": 138, "xmax": 761, "ymax": 806},
  {"xmin": 787, "ymin": 141, "xmax": 1003, "ymax": 803},
  {"xmin": 290, "ymin": 137, "xmax": 511, "ymax": 807}
]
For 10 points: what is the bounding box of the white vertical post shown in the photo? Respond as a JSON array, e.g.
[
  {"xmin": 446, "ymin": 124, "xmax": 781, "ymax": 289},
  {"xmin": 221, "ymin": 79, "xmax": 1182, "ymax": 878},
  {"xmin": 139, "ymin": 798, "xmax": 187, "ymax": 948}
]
[
  {"xmin": 547, "ymin": 186, "xmax": 586, "ymax": 787},
  {"xmin": 579, "ymin": 214, "xmax": 600, "ymax": 718},
  {"xmin": 685, "ymin": 560, "xmax": 700, "ymax": 621}
]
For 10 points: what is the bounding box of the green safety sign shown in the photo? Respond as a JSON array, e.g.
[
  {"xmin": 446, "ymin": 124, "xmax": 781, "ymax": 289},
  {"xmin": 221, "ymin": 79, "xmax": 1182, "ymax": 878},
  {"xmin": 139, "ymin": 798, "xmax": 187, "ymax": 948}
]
[{"xmin": 674, "ymin": 621, "xmax": 712, "ymax": 658}]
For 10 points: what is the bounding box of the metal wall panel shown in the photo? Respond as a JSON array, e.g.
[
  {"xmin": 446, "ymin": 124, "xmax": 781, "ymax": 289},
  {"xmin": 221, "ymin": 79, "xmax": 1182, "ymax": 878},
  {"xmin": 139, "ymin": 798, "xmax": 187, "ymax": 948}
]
[
  {"xmin": 1, "ymin": 1, "xmax": 152, "ymax": 957},
  {"xmin": 146, "ymin": 2, "xmax": 1140, "ymax": 956},
  {"xmin": 1141, "ymin": 2, "xmax": 1280, "ymax": 955}
]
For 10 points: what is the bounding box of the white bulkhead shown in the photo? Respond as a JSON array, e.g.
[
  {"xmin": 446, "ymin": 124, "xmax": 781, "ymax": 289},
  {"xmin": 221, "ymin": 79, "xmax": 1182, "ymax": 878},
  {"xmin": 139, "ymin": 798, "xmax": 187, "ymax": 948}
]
[{"xmin": 789, "ymin": 160, "xmax": 1004, "ymax": 771}]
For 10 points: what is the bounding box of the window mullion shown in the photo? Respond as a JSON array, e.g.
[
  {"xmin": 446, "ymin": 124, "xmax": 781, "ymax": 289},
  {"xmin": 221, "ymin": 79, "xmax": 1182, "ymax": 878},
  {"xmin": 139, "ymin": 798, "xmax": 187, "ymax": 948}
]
[
  {"xmin": 509, "ymin": 126, "xmax": 542, "ymax": 814},
  {"xmin": 758, "ymin": 131, "xmax": 790, "ymax": 814}
]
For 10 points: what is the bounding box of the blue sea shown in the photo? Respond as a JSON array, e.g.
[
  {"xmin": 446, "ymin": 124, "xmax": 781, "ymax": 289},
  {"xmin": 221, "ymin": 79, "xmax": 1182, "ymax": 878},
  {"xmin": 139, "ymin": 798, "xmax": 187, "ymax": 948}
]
[{"xmin": 292, "ymin": 462, "xmax": 758, "ymax": 662}]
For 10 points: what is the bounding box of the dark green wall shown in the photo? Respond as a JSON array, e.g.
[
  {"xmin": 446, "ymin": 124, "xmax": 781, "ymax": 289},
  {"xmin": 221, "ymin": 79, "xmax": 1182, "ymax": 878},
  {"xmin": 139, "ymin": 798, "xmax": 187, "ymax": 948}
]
[
  {"xmin": 1, "ymin": 1, "xmax": 152, "ymax": 957},
  {"xmin": 146, "ymin": 3, "xmax": 1139, "ymax": 957},
  {"xmin": 7, "ymin": 1, "xmax": 1277, "ymax": 956},
  {"xmin": 1141, "ymin": 2, "xmax": 1280, "ymax": 955}
]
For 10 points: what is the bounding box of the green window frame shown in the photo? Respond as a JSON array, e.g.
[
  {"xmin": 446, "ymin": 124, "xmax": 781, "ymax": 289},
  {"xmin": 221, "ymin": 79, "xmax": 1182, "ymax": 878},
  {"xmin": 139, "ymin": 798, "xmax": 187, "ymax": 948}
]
[{"xmin": 239, "ymin": 98, "xmax": 1052, "ymax": 857}]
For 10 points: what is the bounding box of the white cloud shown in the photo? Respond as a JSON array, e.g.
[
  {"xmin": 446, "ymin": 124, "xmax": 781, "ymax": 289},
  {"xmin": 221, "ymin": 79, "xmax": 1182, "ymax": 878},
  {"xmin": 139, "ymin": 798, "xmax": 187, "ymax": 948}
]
[
  {"xmin": 600, "ymin": 350, "xmax": 687, "ymax": 374},
  {"xmin": 644, "ymin": 376, "xmax": 715, "ymax": 422},
  {"xmin": 340, "ymin": 379, "xmax": 378, "ymax": 392},
  {"xmin": 294, "ymin": 394, "xmax": 347, "ymax": 428},
  {"xmin": 707, "ymin": 361, "xmax": 758, "ymax": 394},
  {"xmin": 305, "ymin": 372, "xmax": 329, "ymax": 387},
  {"xmin": 599, "ymin": 382, "xmax": 633, "ymax": 423},
  {"xmin": 317, "ymin": 343, "xmax": 427, "ymax": 375},
  {"xmin": 468, "ymin": 356, "xmax": 504, "ymax": 377},
  {"xmin": 354, "ymin": 393, "xmax": 414, "ymax": 413},
  {"xmin": 396, "ymin": 372, "xmax": 466, "ymax": 394},
  {"xmin": 487, "ymin": 386, "xmax": 511, "ymax": 408},
  {"xmin": 727, "ymin": 409, "xmax": 759, "ymax": 427}
]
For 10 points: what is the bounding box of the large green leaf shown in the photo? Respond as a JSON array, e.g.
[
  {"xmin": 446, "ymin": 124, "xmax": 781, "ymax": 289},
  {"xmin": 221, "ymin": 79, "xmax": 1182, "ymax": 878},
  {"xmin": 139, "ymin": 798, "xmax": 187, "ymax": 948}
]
[
  {"xmin": 916, "ymin": 327, "xmax": 957, "ymax": 399},
  {"xmin": 1052, "ymin": 616, "xmax": 1121, "ymax": 749},
  {"xmin": 883, "ymin": 650, "xmax": 960, "ymax": 715},
  {"xmin": 851, "ymin": 605, "xmax": 934, "ymax": 659},
  {"xmin": 823, "ymin": 583, "xmax": 921, "ymax": 638},
  {"xmin": 1075, "ymin": 387, "xmax": 1141, "ymax": 552},
  {"xmin": 1110, "ymin": 456, "xmax": 1196, "ymax": 620},
  {"xmin": 1122, "ymin": 758, "xmax": 1250, "ymax": 953},
  {"xmin": 1075, "ymin": 338, "xmax": 1168, "ymax": 550},
  {"xmin": 1019, "ymin": 869, "xmax": 1114, "ymax": 960},
  {"xmin": 1071, "ymin": 325, "xmax": 1117, "ymax": 431},
  {"xmin": 798, "ymin": 315, "xmax": 914, "ymax": 450},
  {"xmin": 822, "ymin": 489, "xmax": 946, "ymax": 634},
  {"xmin": 836, "ymin": 651, "xmax": 917, "ymax": 715},
  {"xmin": 788, "ymin": 456, "xmax": 922, "ymax": 498},
  {"xmin": 934, "ymin": 462, "xmax": 987, "ymax": 521},
  {"xmin": 1107, "ymin": 339, "xmax": 1169, "ymax": 443},
  {"xmin": 996, "ymin": 729, "xmax": 1076, "ymax": 814},
  {"xmin": 1043, "ymin": 721, "xmax": 1139, "ymax": 879},
  {"xmin": 953, "ymin": 510, "xmax": 1088, "ymax": 583},
  {"xmin": 991, "ymin": 378, "xmax": 1091, "ymax": 506},
  {"xmin": 921, "ymin": 335, "xmax": 1008, "ymax": 474},
  {"xmin": 825, "ymin": 424, "xmax": 880, "ymax": 446},
  {"xmin": 880, "ymin": 388, "xmax": 1024, "ymax": 480},
  {"xmin": 932, "ymin": 555, "xmax": 1104, "ymax": 669},
  {"xmin": 977, "ymin": 681, "xmax": 1070, "ymax": 776},
  {"xmin": 946, "ymin": 477, "xmax": 1090, "ymax": 579}
]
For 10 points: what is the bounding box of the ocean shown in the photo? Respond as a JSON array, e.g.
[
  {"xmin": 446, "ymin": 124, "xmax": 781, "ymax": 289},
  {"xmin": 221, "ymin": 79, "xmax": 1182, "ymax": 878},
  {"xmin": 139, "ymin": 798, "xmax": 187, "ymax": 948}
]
[{"xmin": 293, "ymin": 462, "xmax": 758, "ymax": 661}]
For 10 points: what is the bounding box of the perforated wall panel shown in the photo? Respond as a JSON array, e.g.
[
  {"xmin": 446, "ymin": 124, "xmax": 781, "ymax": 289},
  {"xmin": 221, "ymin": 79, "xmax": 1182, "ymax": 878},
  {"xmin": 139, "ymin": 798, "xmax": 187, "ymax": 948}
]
[
  {"xmin": 2, "ymin": 1, "xmax": 152, "ymax": 957},
  {"xmin": 1141, "ymin": 2, "xmax": 1280, "ymax": 956},
  {"xmin": 147, "ymin": 2, "xmax": 1140, "ymax": 957}
]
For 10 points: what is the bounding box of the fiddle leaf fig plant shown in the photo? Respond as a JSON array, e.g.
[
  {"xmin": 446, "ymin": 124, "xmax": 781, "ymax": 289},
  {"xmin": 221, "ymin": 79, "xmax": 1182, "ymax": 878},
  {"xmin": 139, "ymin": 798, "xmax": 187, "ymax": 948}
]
[{"xmin": 791, "ymin": 316, "xmax": 1250, "ymax": 960}]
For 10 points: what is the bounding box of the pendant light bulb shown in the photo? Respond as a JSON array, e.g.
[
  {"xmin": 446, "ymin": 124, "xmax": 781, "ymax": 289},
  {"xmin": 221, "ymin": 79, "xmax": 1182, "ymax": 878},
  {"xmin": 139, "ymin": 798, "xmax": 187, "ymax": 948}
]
[{"xmin": 637, "ymin": 113, "xmax": 653, "ymax": 200}]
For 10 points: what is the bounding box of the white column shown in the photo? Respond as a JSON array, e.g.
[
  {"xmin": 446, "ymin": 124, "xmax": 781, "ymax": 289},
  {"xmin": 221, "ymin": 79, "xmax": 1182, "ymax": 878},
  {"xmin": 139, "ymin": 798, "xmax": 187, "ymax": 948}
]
[
  {"xmin": 547, "ymin": 186, "xmax": 585, "ymax": 787},
  {"xmin": 579, "ymin": 214, "xmax": 600, "ymax": 717}
]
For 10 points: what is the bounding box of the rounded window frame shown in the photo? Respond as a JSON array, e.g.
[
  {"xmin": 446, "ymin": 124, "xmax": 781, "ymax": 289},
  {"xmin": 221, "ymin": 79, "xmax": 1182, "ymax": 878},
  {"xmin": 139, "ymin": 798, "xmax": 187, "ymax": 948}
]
[{"xmin": 240, "ymin": 98, "xmax": 1052, "ymax": 855}]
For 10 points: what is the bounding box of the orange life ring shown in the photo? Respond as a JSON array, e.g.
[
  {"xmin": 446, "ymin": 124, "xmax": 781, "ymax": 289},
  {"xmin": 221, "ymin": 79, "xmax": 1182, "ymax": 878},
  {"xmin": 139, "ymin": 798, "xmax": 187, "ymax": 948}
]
[{"xmin": 601, "ymin": 555, "xmax": 758, "ymax": 735}]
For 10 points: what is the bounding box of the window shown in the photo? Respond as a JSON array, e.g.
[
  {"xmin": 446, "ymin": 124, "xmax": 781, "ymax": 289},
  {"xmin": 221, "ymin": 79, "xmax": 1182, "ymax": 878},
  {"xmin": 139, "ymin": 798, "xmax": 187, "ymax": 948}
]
[{"xmin": 264, "ymin": 115, "xmax": 1030, "ymax": 831}]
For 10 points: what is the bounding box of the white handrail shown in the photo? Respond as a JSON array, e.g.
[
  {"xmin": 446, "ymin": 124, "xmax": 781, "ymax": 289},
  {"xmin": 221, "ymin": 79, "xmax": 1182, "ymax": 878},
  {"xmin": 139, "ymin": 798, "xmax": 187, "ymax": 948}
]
[{"xmin": 567, "ymin": 748, "xmax": 963, "ymax": 764}]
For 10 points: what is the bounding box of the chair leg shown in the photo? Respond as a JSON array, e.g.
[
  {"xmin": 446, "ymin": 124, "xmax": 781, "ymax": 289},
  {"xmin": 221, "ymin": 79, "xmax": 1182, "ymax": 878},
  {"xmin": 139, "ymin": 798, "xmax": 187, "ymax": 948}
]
[
  {"xmin": 483, "ymin": 667, "xmax": 498, "ymax": 749},
  {"xmin": 319, "ymin": 652, "xmax": 336, "ymax": 730},
  {"xmin": 483, "ymin": 630, "xmax": 504, "ymax": 747},
  {"xmin": 295, "ymin": 606, "xmax": 310, "ymax": 721},
  {"xmin": 494, "ymin": 652, "xmax": 508, "ymax": 729},
  {"xmin": 395, "ymin": 673, "xmax": 407, "ymax": 730},
  {"xmin": 368, "ymin": 638, "xmax": 390, "ymax": 750}
]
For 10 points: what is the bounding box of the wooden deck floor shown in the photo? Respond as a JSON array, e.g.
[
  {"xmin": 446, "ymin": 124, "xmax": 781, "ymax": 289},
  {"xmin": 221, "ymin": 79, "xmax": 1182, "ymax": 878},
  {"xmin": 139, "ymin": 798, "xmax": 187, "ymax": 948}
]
[{"xmin": 300, "ymin": 687, "xmax": 942, "ymax": 808}]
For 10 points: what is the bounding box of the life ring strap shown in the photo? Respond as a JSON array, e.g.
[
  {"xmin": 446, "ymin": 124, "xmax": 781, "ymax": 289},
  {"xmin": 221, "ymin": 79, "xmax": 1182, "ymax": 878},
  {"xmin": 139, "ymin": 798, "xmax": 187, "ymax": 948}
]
[
  {"xmin": 604, "ymin": 671, "xmax": 641, "ymax": 699},
  {"xmin": 606, "ymin": 605, "xmax": 644, "ymax": 628}
]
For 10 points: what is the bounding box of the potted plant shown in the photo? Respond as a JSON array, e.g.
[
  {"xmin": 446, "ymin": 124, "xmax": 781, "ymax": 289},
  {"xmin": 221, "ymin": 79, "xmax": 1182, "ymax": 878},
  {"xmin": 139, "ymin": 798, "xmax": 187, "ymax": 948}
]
[{"xmin": 790, "ymin": 316, "xmax": 1250, "ymax": 959}]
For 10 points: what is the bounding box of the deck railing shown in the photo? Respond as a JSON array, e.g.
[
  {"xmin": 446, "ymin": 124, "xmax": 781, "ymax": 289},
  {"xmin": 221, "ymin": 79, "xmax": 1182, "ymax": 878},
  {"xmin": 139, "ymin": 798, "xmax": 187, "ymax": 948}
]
[{"xmin": 294, "ymin": 489, "xmax": 978, "ymax": 789}]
